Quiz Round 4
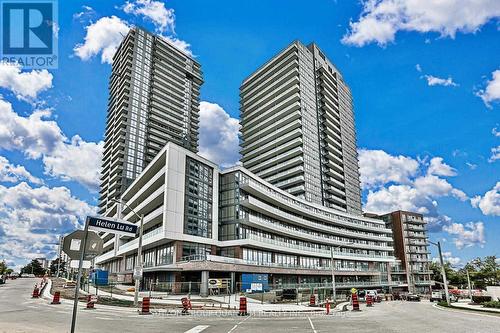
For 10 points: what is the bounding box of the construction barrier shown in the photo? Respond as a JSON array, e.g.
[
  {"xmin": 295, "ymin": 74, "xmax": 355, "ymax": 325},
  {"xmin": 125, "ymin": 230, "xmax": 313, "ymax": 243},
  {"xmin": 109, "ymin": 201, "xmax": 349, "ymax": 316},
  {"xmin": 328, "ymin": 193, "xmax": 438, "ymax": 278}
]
[
  {"xmin": 352, "ymin": 292, "xmax": 361, "ymax": 311},
  {"xmin": 51, "ymin": 291, "xmax": 61, "ymax": 304},
  {"xmin": 86, "ymin": 295, "xmax": 95, "ymax": 309},
  {"xmin": 32, "ymin": 285, "xmax": 39, "ymax": 298},
  {"xmin": 181, "ymin": 297, "xmax": 190, "ymax": 315},
  {"xmin": 366, "ymin": 295, "xmax": 373, "ymax": 307},
  {"xmin": 239, "ymin": 296, "xmax": 248, "ymax": 316},
  {"xmin": 309, "ymin": 294, "xmax": 316, "ymax": 306},
  {"xmin": 141, "ymin": 297, "xmax": 151, "ymax": 315}
]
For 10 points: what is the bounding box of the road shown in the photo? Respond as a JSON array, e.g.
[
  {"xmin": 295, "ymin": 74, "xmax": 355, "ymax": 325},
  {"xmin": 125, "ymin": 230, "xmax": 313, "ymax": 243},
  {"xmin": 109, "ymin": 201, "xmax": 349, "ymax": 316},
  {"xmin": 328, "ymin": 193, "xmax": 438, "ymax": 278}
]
[{"xmin": 0, "ymin": 278, "xmax": 498, "ymax": 333}]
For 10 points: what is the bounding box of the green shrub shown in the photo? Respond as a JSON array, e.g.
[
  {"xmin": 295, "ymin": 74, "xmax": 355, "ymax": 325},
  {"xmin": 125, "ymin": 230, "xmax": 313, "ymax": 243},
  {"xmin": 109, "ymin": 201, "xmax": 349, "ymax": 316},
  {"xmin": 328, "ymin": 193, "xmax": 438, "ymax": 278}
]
[
  {"xmin": 472, "ymin": 296, "xmax": 492, "ymax": 304},
  {"xmin": 482, "ymin": 301, "xmax": 500, "ymax": 309},
  {"xmin": 437, "ymin": 300, "xmax": 449, "ymax": 307}
]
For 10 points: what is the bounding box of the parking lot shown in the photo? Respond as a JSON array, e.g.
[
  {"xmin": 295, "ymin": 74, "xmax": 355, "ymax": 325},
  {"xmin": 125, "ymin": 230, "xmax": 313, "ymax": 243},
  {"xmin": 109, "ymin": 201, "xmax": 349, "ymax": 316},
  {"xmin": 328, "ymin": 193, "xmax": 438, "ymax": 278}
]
[{"xmin": 1, "ymin": 278, "xmax": 499, "ymax": 333}]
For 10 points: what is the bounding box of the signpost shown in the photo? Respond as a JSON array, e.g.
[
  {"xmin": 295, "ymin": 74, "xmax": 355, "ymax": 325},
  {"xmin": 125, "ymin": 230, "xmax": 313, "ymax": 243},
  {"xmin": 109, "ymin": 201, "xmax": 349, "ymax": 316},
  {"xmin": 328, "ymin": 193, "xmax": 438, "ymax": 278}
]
[{"xmin": 68, "ymin": 216, "xmax": 138, "ymax": 333}]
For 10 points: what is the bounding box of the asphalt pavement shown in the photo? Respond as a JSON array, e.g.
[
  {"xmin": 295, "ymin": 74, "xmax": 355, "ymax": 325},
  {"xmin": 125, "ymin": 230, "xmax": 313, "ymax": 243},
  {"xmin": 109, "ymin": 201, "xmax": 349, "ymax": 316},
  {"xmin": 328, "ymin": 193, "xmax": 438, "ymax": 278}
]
[{"xmin": 0, "ymin": 278, "xmax": 498, "ymax": 333}]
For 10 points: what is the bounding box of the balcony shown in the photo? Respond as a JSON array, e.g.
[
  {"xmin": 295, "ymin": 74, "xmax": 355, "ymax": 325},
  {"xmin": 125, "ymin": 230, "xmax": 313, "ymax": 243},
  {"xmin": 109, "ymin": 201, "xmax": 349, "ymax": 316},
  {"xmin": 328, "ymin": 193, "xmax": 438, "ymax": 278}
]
[{"xmin": 243, "ymin": 214, "xmax": 393, "ymax": 251}]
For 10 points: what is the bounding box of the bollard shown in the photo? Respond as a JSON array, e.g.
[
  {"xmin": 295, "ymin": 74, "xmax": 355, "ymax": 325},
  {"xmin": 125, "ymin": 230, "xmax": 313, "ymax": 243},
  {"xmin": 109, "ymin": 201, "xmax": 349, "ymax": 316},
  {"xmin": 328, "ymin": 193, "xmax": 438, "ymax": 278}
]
[
  {"xmin": 309, "ymin": 294, "xmax": 316, "ymax": 307},
  {"xmin": 238, "ymin": 296, "xmax": 248, "ymax": 316},
  {"xmin": 326, "ymin": 300, "xmax": 330, "ymax": 315},
  {"xmin": 32, "ymin": 285, "xmax": 39, "ymax": 298},
  {"xmin": 366, "ymin": 295, "xmax": 373, "ymax": 307},
  {"xmin": 141, "ymin": 297, "xmax": 151, "ymax": 315},
  {"xmin": 51, "ymin": 291, "xmax": 61, "ymax": 304},
  {"xmin": 188, "ymin": 299, "xmax": 192, "ymax": 310},
  {"xmin": 86, "ymin": 295, "xmax": 95, "ymax": 309},
  {"xmin": 181, "ymin": 297, "xmax": 190, "ymax": 315},
  {"xmin": 351, "ymin": 292, "xmax": 361, "ymax": 311}
]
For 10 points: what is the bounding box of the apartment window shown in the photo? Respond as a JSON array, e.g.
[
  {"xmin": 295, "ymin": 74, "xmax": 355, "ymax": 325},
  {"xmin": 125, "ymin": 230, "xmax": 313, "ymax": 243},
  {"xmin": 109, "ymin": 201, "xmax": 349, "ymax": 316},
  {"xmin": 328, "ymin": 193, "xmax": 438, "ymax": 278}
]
[{"xmin": 184, "ymin": 157, "xmax": 213, "ymax": 238}]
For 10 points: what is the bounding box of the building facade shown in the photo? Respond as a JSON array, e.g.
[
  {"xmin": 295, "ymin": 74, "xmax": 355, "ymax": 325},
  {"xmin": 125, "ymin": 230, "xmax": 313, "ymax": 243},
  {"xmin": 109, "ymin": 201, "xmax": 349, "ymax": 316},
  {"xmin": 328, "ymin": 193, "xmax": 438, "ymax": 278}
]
[
  {"xmin": 239, "ymin": 41, "xmax": 362, "ymax": 215},
  {"xmin": 380, "ymin": 211, "xmax": 433, "ymax": 294},
  {"xmin": 98, "ymin": 27, "xmax": 203, "ymax": 216},
  {"xmin": 95, "ymin": 142, "xmax": 396, "ymax": 296}
]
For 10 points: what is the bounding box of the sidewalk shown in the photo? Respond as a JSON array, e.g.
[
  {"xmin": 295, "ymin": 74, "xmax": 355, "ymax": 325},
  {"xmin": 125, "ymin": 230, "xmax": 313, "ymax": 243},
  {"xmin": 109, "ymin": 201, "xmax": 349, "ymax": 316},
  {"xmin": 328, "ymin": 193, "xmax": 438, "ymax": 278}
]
[
  {"xmin": 84, "ymin": 283, "xmax": 332, "ymax": 312},
  {"xmin": 451, "ymin": 300, "xmax": 500, "ymax": 314}
]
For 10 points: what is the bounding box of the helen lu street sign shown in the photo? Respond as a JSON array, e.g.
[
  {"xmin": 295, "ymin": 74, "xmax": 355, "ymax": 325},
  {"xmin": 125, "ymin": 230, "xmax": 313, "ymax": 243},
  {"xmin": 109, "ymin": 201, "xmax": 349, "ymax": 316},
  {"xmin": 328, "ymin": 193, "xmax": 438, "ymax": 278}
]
[
  {"xmin": 70, "ymin": 216, "xmax": 138, "ymax": 333},
  {"xmin": 88, "ymin": 216, "xmax": 138, "ymax": 237}
]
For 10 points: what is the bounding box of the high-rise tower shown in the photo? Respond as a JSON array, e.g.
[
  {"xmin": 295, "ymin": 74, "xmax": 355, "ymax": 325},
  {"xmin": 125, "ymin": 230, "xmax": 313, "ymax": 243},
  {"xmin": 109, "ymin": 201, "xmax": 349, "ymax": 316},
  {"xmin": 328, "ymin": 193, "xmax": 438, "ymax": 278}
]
[
  {"xmin": 99, "ymin": 27, "xmax": 203, "ymax": 215},
  {"xmin": 240, "ymin": 41, "xmax": 362, "ymax": 214}
]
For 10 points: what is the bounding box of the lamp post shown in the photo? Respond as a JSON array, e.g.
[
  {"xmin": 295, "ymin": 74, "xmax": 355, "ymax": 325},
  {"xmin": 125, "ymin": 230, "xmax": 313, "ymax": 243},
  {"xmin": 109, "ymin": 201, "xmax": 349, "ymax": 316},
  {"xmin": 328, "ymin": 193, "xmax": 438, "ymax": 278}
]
[
  {"xmin": 429, "ymin": 240, "xmax": 450, "ymax": 306},
  {"xmin": 466, "ymin": 269, "xmax": 473, "ymax": 301},
  {"xmin": 330, "ymin": 243, "xmax": 354, "ymax": 304},
  {"xmin": 111, "ymin": 198, "xmax": 144, "ymax": 307}
]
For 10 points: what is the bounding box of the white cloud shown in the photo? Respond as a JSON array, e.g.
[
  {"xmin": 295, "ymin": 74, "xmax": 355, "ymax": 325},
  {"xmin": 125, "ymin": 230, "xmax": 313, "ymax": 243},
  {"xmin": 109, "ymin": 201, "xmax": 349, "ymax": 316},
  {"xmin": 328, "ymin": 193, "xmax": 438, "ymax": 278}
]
[
  {"xmin": 0, "ymin": 98, "xmax": 103, "ymax": 191},
  {"xmin": 0, "ymin": 99, "xmax": 64, "ymax": 158},
  {"xmin": 490, "ymin": 145, "xmax": 500, "ymax": 162},
  {"xmin": 434, "ymin": 251, "xmax": 462, "ymax": 266},
  {"xmin": 0, "ymin": 156, "xmax": 42, "ymax": 184},
  {"xmin": 0, "ymin": 182, "xmax": 95, "ymax": 269},
  {"xmin": 442, "ymin": 222, "xmax": 486, "ymax": 249},
  {"xmin": 160, "ymin": 35, "xmax": 192, "ymax": 56},
  {"xmin": 198, "ymin": 101, "xmax": 240, "ymax": 168},
  {"xmin": 0, "ymin": 62, "xmax": 53, "ymax": 100},
  {"xmin": 471, "ymin": 182, "xmax": 500, "ymax": 216},
  {"xmin": 361, "ymin": 150, "xmax": 468, "ymax": 232},
  {"xmin": 427, "ymin": 157, "xmax": 457, "ymax": 176},
  {"xmin": 424, "ymin": 75, "xmax": 458, "ymax": 87},
  {"xmin": 466, "ymin": 162, "xmax": 477, "ymax": 170},
  {"xmin": 358, "ymin": 149, "xmax": 419, "ymax": 189},
  {"xmin": 342, "ymin": 0, "xmax": 500, "ymax": 47},
  {"xmin": 42, "ymin": 135, "xmax": 103, "ymax": 190},
  {"xmin": 493, "ymin": 127, "xmax": 500, "ymax": 137},
  {"xmin": 74, "ymin": 16, "xmax": 130, "ymax": 64},
  {"xmin": 476, "ymin": 69, "xmax": 500, "ymax": 107},
  {"xmin": 415, "ymin": 63, "xmax": 422, "ymax": 72},
  {"xmin": 73, "ymin": 5, "xmax": 95, "ymax": 21},
  {"xmin": 123, "ymin": 0, "xmax": 175, "ymax": 33}
]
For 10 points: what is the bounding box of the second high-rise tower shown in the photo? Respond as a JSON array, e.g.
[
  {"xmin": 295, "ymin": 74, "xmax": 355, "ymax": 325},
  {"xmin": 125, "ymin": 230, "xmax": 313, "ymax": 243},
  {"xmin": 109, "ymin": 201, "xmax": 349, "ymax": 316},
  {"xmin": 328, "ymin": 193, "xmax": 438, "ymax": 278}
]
[{"xmin": 240, "ymin": 41, "xmax": 362, "ymax": 215}]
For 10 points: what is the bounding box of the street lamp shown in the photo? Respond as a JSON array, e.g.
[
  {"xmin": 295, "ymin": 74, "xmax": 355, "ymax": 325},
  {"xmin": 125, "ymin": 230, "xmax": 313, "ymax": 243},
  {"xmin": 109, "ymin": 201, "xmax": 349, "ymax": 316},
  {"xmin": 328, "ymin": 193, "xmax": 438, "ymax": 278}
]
[
  {"xmin": 429, "ymin": 240, "xmax": 450, "ymax": 306},
  {"xmin": 110, "ymin": 198, "xmax": 144, "ymax": 307},
  {"xmin": 330, "ymin": 242, "xmax": 354, "ymax": 304}
]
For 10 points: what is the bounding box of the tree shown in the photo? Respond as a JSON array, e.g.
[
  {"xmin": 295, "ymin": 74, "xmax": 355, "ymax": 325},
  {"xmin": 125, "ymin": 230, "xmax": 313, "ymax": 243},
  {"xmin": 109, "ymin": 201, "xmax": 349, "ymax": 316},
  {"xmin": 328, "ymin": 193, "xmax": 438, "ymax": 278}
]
[
  {"xmin": 49, "ymin": 258, "xmax": 66, "ymax": 276},
  {"xmin": 431, "ymin": 255, "xmax": 500, "ymax": 290},
  {"xmin": 0, "ymin": 261, "xmax": 7, "ymax": 274},
  {"xmin": 21, "ymin": 259, "xmax": 46, "ymax": 276}
]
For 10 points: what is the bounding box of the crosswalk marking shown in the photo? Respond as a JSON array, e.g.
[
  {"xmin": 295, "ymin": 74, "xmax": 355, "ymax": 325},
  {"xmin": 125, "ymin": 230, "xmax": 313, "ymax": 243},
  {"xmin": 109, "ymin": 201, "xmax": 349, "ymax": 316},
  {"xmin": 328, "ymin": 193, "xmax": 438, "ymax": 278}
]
[{"xmin": 184, "ymin": 325, "xmax": 210, "ymax": 333}]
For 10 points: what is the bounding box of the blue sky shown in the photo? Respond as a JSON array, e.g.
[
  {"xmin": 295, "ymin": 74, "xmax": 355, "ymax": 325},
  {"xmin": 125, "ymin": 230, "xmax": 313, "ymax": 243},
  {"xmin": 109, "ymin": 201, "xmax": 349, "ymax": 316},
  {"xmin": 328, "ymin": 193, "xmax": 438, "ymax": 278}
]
[{"xmin": 0, "ymin": 0, "xmax": 499, "ymax": 270}]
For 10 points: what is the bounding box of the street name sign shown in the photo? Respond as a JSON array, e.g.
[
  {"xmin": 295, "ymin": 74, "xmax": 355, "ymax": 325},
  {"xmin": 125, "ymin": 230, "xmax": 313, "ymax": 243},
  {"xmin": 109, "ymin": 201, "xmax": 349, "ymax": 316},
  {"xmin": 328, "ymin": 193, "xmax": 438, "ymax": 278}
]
[
  {"xmin": 62, "ymin": 230, "xmax": 103, "ymax": 260},
  {"xmin": 87, "ymin": 216, "xmax": 138, "ymax": 237},
  {"xmin": 70, "ymin": 260, "xmax": 91, "ymax": 269}
]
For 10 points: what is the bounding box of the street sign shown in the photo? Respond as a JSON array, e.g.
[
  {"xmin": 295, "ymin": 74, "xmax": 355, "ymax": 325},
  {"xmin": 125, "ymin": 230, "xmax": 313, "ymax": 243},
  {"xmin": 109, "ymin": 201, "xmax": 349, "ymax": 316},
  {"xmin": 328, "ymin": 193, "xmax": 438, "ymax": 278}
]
[
  {"xmin": 133, "ymin": 267, "xmax": 143, "ymax": 280},
  {"xmin": 70, "ymin": 260, "xmax": 91, "ymax": 269},
  {"xmin": 63, "ymin": 230, "xmax": 103, "ymax": 260},
  {"xmin": 87, "ymin": 216, "xmax": 138, "ymax": 237}
]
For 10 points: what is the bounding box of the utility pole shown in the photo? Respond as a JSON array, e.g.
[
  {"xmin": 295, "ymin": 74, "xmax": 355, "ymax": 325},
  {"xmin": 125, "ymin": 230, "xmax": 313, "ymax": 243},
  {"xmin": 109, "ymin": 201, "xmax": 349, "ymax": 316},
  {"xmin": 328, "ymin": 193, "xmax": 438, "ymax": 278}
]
[
  {"xmin": 56, "ymin": 235, "xmax": 62, "ymax": 278},
  {"xmin": 111, "ymin": 198, "xmax": 144, "ymax": 308},
  {"xmin": 466, "ymin": 269, "xmax": 473, "ymax": 301},
  {"xmin": 430, "ymin": 241, "xmax": 450, "ymax": 306},
  {"xmin": 134, "ymin": 214, "xmax": 144, "ymax": 307},
  {"xmin": 330, "ymin": 247, "xmax": 336, "ymax": 303}
]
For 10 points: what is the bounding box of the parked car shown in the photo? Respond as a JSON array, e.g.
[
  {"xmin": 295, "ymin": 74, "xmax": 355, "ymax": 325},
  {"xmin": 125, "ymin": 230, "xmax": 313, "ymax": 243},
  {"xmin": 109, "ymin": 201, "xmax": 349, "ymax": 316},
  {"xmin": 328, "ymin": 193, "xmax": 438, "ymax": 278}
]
[
  {"xmin": 359, "ymin": 289, "xmax": 379, "ymax": 302},
  {"xmin": 430, "ymin": 291, "xmax": 443, "ymax": 302},
  {"xmin": 406, "ymin": 293, "xmax": 421, "ymax": 301}
]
